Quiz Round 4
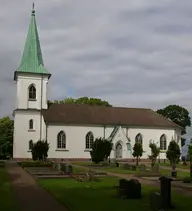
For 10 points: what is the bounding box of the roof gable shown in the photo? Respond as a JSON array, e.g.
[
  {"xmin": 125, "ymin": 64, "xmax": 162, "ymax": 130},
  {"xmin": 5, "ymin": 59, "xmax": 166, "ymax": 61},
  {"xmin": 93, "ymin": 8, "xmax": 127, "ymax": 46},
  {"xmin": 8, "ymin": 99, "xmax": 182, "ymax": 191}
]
[{"xmin": 108, "ymin": 126, "xmax": 129, "ymax": 142}]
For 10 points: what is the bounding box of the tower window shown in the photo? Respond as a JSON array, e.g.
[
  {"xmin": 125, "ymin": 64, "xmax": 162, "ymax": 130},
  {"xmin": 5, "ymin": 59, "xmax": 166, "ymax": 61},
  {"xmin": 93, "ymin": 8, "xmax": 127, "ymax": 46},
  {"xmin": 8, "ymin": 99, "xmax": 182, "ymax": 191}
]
[
  {"xmin": 28, "ymin": 84, "xmax": 36, "ymax": 100},
  {"xmin": 29, "ymin": 119, "xmax": 33, "ymax": 130}
]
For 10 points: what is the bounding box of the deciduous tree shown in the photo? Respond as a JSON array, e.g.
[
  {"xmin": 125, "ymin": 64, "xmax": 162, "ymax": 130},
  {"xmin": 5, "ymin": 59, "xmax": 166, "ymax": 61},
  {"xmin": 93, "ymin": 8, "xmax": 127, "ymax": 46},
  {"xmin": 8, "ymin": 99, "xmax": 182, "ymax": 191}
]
[
  {"xmin": 132, "ymin": 142, "xmax": 143, "ymax": 166},
  {"xmin": 156, "ymin": 105, "xmax": 191, "ymax": 135},
  {"xmin": 48, "ymin": 97, "xmax": 112, "ymax": 107},
  {"xmin": 149, "ymin": 141, "xmax": 160, "ymax": 167},
  {"xmin": 0, "ymin": 116, "xmax": 13, "ymax": 159},
  {"xmin": 166, "ymin": 140, "xmax": 181, "ymax": 171},
  {"xmin": 188, "ymin": 139, "xmax": 192, "ymax": 177}
]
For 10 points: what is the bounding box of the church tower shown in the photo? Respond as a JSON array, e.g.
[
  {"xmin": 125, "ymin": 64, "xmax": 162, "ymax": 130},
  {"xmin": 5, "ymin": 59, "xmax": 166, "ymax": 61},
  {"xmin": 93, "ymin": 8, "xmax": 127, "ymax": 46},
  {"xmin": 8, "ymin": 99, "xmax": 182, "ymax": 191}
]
[{"xmin": 13, "ymin": 4, "xmax": 51, "ymax": 159}]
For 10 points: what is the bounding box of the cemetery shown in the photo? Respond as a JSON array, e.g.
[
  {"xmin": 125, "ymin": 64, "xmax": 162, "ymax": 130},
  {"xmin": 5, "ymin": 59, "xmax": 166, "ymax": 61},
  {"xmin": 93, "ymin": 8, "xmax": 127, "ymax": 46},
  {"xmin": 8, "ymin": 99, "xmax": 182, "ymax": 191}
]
[{"xmin": 15, "ymin": 159, "xmax": 191, "ymax": 210}]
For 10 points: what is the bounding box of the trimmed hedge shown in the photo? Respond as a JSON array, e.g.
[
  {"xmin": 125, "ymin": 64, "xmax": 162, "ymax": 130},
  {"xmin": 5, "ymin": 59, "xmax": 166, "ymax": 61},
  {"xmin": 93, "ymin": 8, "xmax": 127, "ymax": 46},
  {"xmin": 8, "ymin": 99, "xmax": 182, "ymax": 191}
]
[{"xmin": 18, "ymin": 161, "xmax": 52, "ymax": 168}]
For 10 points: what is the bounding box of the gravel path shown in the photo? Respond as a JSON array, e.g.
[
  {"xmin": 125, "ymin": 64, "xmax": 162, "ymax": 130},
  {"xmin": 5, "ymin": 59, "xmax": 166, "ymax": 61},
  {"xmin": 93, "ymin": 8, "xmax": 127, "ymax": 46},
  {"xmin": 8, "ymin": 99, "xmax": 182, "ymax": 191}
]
[{"xmin": 6, "ymin": 162, "xmax": 68, "ymax": 211}]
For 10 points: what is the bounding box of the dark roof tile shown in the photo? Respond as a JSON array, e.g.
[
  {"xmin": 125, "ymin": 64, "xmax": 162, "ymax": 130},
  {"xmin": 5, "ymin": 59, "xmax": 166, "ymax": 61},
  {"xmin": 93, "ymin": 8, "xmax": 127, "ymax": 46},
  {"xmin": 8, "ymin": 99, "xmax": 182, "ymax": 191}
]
[{"xmin": 42, "ymin": 104, "xmax": 180, "ymax": 128}]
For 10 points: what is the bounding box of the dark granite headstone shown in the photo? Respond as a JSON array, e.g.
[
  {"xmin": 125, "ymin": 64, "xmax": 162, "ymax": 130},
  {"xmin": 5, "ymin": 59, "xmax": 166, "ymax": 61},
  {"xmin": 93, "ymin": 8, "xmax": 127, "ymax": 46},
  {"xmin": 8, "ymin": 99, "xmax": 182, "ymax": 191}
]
[
  {"xmin": 159, "ymin": 176, "xmax": 173, "ymax": 209},
  {"xmin": 149, "ymin": 192, "xmax": 162, "ymax": 211},
  {"xmin": 61, "ymin": 163, "xmax": 68, "ymax": 173},
  {"xmin": 56, "ymin": 163, "xmax": 61, "ymax": 171},
  {"xmin": 129, "ymin": 179, "xmax": 141, "ymax": 198},
  {"xmin": 118, "ymin": 178, "xmax": 141, "ymax": 199},
  {"xmin": 171, "ymin": 170, "xmax": 177, "ymax": 178},
  {"xmin": 68, "ymin": 165, "xmax": 73, "ymax": 174},
  {"xmin": 139, "ymin": 164, "xmax": 146, "ymax": 172}
]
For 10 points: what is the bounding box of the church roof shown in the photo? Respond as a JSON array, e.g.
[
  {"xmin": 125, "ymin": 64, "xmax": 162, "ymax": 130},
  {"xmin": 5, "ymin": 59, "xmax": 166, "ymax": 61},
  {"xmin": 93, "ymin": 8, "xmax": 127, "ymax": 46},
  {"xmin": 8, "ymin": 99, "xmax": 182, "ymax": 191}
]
[
  {"xmin": 14, "ymin": 4, "xmax": 51, "ymax": 80},
  {"xmin": 42, "ymin": 104, "xmax": 181, "ymax": 128}
]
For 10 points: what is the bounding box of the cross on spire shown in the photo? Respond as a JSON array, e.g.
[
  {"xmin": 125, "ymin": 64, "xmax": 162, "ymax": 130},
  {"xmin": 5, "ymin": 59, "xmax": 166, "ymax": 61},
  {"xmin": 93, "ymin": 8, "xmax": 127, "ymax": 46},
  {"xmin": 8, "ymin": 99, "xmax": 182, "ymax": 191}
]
[{"xmin": 32, "ymin": 2, "xmax": 35, "ymax": 16}]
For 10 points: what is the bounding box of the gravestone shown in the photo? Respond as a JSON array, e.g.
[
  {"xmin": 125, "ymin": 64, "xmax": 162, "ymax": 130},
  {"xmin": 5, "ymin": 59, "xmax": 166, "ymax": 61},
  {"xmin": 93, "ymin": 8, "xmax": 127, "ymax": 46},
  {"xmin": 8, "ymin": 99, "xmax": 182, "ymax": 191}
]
[
  {"xmin": 149, "ymin": 192, "xmax": 162, "ymax": 211},
  {"xmin": 159, "ymin": 176, "xmax": 173, "ymax": 209},
  {"xmin": 56, "ymin": 163, "xmax": 61, "ymax": 171},
  {"xmin": 68, "ymin": 165, "xmax": 73, "ymax": 174},
  {"xmin": 171, "ymin": 170, "xmax": 177, "ymax": 178},
  {"xmin": 118, "ymin": 178, "xmax": 141, "ymax": 199},
  {"xmin": 139, "ymin": 164, "xmax": 146, "ymax": 172},
  {"xmin": 61, "ymin": 163, "xmax": 68, "ymax": 174},
  {"xmin": 129, "ymin": 179, "xmax": 141, "ymax": 198},
  {"xmin": 152, "ymin": 164, "xmax": 159, "ymax": 173}
]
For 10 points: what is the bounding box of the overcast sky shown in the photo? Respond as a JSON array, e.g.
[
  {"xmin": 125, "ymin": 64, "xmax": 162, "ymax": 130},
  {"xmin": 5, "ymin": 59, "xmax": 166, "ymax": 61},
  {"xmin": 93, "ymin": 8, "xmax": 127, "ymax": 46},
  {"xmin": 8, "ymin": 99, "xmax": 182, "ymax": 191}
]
[{"xmin": 1, "ymin": 0, "xmax": 192, "ymax": 137}]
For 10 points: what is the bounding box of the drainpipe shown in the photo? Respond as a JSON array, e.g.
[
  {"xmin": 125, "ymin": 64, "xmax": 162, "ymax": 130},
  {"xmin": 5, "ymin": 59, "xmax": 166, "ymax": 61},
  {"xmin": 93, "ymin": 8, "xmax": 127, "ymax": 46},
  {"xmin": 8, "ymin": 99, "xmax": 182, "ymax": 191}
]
[
  {"xmin": 40, "ymin": 75, "xmax": 43, "ymax": 141},
  {"xmin": 103, "ymin": 125, "xmax": 106, "ymax": 139}
]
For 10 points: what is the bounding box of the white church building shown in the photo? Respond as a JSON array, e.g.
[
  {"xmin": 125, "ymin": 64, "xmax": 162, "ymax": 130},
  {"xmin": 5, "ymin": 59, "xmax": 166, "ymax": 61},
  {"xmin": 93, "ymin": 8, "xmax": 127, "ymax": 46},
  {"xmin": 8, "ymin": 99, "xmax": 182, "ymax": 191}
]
[{"xmin": 13, "ymin": 6, "xmax": 182, "ymax": 161}]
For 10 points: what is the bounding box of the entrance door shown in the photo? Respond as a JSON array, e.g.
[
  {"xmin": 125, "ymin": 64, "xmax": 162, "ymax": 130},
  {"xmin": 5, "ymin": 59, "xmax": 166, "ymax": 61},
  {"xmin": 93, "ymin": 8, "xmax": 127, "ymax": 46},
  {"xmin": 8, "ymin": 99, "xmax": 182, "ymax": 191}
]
[{"xmin": 116, "ymin": 143, "xmax": 122, "ymax": 159}]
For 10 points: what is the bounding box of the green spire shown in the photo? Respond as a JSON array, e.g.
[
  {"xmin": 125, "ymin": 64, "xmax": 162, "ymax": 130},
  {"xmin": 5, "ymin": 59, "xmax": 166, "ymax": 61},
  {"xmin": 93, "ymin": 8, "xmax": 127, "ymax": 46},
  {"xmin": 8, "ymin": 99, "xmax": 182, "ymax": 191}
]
[{"xmin": 15, "ymin": 3, "xmax": 50, "ymax": 78}]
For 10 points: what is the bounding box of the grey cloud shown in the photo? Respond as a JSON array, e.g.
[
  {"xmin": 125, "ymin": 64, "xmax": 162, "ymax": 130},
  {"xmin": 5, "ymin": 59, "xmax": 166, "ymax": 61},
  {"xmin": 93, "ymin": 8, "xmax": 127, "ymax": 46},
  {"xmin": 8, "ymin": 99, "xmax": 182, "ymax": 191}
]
[{"xmin": 1, "ymin": 0, "xmax": 192, "ymax": 136}]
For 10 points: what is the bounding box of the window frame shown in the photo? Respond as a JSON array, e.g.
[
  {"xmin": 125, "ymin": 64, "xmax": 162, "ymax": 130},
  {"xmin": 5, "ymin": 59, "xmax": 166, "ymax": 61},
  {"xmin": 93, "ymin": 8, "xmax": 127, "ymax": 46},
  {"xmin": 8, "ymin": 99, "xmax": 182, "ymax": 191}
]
[
  {"xmin": 57, "ymin": 131, "xmax": 66, "ymax": 149},
  {"xmin": 85, "ymin": 132, "xmax": 94, "ymax": 149},
  {"xmin": 29, "ymin": 140, "xmax": 33, "ymax": 151},
  {"xmin": 135, "ymin": 133, "xmax": 143, "ymax": 145},
  {"xmin": 160, "ymin": 134, "xmax": 167, "ymax": 150},
  {"xmin": 28, "ymin": 84, "xmax": 36, "ymax": 100}
]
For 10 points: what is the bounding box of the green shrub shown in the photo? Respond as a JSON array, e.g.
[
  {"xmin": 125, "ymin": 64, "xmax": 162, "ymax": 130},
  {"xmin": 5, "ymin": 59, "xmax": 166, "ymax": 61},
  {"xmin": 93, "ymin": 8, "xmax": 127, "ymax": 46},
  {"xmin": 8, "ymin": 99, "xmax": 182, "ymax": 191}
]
[
  {"xmin": 182, "ymin": 177, "xmax": 192, "ymax": 183},
  {"xmin": 19, "ymin": 161, "xmax": 52, "ymax": 168},
  {"xmin": 31, "ymin": 140, "xmax": 49, "ymax": 161},
  {"xmin": 90, "ymin": 138, "xmax": 112, "ymax": 164}
]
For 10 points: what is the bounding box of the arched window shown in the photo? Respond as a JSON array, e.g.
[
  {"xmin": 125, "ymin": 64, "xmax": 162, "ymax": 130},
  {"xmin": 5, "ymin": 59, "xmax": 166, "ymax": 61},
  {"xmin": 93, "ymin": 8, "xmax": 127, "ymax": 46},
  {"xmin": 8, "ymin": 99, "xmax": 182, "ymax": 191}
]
[
  {"xmin": 29, "ymin": 140, "xmax": 33, "ymax": 150},
  {"xmin": 135, "ymin": 133, "xmax": 143, "ymax": 145},
  {"xmin": 29, "ymin": 119, "xmax": 33, "ymax": 130},
  {"xmin": 57, "ymin": 131, "xmax": 66, "ymax": 149},
  {"xmin": 28, "ymin": 84, "xmax": 36, "ymax": 100},
  {"xmin": 160, "ymin": 134, "xmax": 167, "ymax": 150},
  {"xmin": 85, "ymin": 132, "xmax": 94, "ymax": 149}
]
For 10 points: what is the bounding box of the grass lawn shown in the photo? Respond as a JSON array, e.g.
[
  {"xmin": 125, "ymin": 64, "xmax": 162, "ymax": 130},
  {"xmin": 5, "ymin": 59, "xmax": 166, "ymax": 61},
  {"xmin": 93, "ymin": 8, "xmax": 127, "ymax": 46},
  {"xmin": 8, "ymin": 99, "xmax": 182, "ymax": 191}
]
[
  {"xmin": 0, "ymin": 166, "xmax": 18, "ymax": 211},
  {"xmin": 159, "ymin": 162, "xmax": 190, "ymax": 169},
  {"xmin": 71, "ymin": 162, "xmax": 191, "ymax": 180},
  {"xmin": 73, "ymin": 166, "xmax": 88, "ymax": 173},
  {"xmin": 38, "ymin": 177, "xmax": 192, "ymax": 211},
  {"xmin": 160, "ymin": 169, "xmax": 190, "ymax": 178}
]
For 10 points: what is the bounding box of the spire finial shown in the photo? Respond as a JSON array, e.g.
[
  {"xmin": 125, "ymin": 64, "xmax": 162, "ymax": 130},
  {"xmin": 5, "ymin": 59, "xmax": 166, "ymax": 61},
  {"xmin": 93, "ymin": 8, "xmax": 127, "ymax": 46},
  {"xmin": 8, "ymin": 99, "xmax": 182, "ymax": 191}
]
[{"xmin": 32, "ymin": 2, "xmax": 35, "ymax": 16}]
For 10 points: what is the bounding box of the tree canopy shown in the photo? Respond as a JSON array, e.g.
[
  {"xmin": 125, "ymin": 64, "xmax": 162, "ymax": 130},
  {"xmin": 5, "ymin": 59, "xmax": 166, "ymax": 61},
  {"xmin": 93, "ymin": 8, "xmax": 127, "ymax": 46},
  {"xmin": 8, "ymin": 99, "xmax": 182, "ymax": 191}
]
[
  {"xmin": 156, "ymin": 105, "xmax": 191, "ymax": 135},
  {"xmin": 48, "ymin": 97, "xmax": 112, "ymax": 107},
  {"xmin": 0, "ymin": 116, "xmax": 13, "ymax": 158},
  {"xmin": 149, "ymin": 141, "xmax": 160, "ymax": 167},
  {"xmin": 132, "ymin": 142, "xmax": 143, "ymax": 165},
  {"xmin": 166, "ymin": 140, "xmax": 181, "ymax": 169}
]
